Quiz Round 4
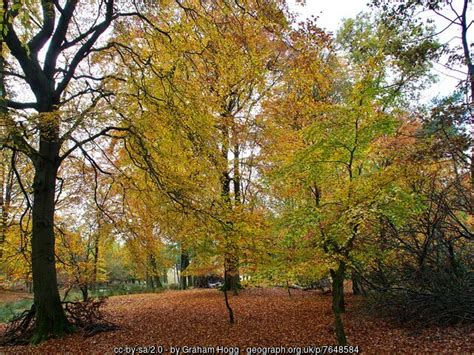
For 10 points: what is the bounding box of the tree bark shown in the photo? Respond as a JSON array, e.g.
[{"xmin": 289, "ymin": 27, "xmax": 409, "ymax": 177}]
[
  {"xmin": 330, "ymin": 261, "xmax": 347, "ymax": 346},
  {"xmin": 30, "ymin": 138, "xmax": 72, "ymax": 343}
]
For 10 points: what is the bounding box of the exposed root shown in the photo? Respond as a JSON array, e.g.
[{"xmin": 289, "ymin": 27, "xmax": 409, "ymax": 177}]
[
  {"xmin": 0, "ymin": 298, "xmax": 117, "ymax": 345},
  {"xmin": 0, "ymin": 305, "xmax": 37, "ymax": 345},
  {"xmin": 64, "ymin": 298, "xmax": 118, "ymax": 337}
]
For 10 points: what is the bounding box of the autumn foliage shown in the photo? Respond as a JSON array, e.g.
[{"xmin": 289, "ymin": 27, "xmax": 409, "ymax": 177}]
[{"xmin": 0, "ymin": 0, "xmax": 472, "ymax": 350}]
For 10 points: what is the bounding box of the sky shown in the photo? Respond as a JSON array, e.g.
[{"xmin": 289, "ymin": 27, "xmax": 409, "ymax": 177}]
[
  {"xmin": 288, "ymin": 0, "xmax": 369, "ymax": 33},
  {"xmin": 287, "ymin": 0, "xmax": 473, "ymax": 102}
]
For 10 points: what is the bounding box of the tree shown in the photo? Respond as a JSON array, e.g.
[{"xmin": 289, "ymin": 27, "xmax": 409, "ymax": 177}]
[
  {"xmin": 371, "ymin": 0, "xmax": 474, "ymax": 184},
  {"xmin": 111, "ymin": 0, "xmax": 289, "ymax": 300},
  {"xmin": 0, "ymin": 0, "xmax": 135, "ymax": 342},
  {"xmin": 260, "ymin": 12, "xmax": 439, "ymax": 344}
]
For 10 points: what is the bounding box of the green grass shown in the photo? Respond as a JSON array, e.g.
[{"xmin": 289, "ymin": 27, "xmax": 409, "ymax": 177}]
[{"xmin": 0, "ymin": 298, "xmax": 33, "ymax": 323}]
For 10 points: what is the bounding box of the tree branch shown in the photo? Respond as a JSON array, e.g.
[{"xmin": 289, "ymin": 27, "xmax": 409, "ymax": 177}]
[{"xmin": 60, "ymin": 126, "xmax": 130, "ymax": 161}]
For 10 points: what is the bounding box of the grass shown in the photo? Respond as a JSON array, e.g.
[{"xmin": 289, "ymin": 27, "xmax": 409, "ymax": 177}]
[{"xmin": 0, "ymin": 299, "xmax": 33, "ymax": 323}]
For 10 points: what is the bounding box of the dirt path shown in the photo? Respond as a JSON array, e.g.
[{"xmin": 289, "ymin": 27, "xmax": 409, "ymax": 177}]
[{"xmin": 0, "ymin": 288, "xmax": 472, "ymax": 354}]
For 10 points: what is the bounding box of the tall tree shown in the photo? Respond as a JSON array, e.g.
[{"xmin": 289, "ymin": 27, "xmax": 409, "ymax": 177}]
[
  {"xmin": 261, "ymin": 12, "xmax": 439, "ymax": 345},
  {"xmin": 0, "ymin": 0, "xmax": 135, "ymax": 342},
  {"xmin": 371, "ymin": 0, "xmax": 473, "ymax": 184},
  {"xmin": 112, "ymin": 0, "xmax": 289, "ymax": 298}
]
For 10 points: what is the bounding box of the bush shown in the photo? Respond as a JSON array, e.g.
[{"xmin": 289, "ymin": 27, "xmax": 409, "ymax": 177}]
[{"xmin": 367, "ymin": 268, "xmax": 474, "ymax": 326}]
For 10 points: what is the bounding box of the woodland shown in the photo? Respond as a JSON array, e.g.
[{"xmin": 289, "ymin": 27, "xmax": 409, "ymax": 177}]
[{"xmin": 0, "ymin": 0, "xmax": 473, "ymax": 352}]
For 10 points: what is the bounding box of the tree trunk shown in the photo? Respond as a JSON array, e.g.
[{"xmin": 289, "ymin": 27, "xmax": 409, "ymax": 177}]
[
  {"xmin": 30, "ymin": 140, "xmax": 72, "ymax": 343},
  {"xmin": 351, "ymin": 271, "xmax": 365, "ymax": 296},
  {"xmin": 154, "ymin": 275, "xmax": 162, "ymax": 288},
  {"xmin": 149, "ymin": 254, "xmax": 162, "ymax": 290},
  {"xmin": 146, "ymin": 271, "xmax": 154, "ymax": 290},
  {"xmin": 0, "ymin": 42, "xmax": 12, "ymax": 260},
  {"xmin": 180, "ymin": 250, "xmax": 190, "ymax": 290},
  {"xmin": 223, "ymin": 268, "xmax": 234, "ymax": 324},
  {"xmin": 92, "ymin": 232, "xmax": 100, "ymax": 291},
  {"xmin": 220, "ymin": 120, "xmax": 240, "ymax": 296},
  {"xmin": 330, "ymin": 261, "xmax": 347, "ymax": 346},
  {"xmin": 224, "ymin": 255, "xmax": 240, "ymax": 295},
  {"xmin": 80, "ymin": 284, "xmax": 89, "ymax": 302}
]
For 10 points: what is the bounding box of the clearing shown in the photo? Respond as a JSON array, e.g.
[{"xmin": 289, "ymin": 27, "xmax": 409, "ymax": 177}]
[{"xmin": 0, "ymin": 288, "xmax": 472, "ymax": 354}]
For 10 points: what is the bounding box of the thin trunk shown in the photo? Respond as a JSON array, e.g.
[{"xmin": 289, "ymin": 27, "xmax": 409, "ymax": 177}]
[
  {"xmin": 229, "ymin": 140, "xmax": 241, "ymax": 295},
  {"xmin": 0, "ymin": 156, "xmax": 8, "ymax": 259},
  {"xmin": 80, "ymin": 285, "xmax": 88, "ymax": 302},
  {"xmin": 330, "ymin": 261, "xmax": 347, "ymax": 346},
  {"xmin": 92, "ymin": 232, "xmax": 100, "ymax": 291},
  {"xmin": 223, "ymin": 268, "xmax": 234, "ymax": 324},
  {"xmin": 221, "ymin": 125, "xmax": 240, "ymax": 295},
  {"xmin": 180, "ymin": 250, "xmax": 190, "ymax": 290},
  {"xmin": 0, "ymin": 41, "xmax": 11, "ymax": 259},
  {"xmin": 351, "ymin": 271, "xmax": 364, "ymax": 296},
  {"xmin": 30, "ymin": 127, "xmax": 72, "ymax": 343}
]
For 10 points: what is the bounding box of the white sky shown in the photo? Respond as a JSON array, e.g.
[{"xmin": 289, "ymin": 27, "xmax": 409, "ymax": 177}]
[
  {"xmin": 288, "ymin": 0, "xmax": 369, "ymax": 33},
  {"xmin": 287, "ymin": 0, "xmax": 473, "ymax": 102}
]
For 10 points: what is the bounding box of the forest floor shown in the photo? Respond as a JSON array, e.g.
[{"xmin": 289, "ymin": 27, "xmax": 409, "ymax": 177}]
[
  {"xmin": 0, "ymin": 288, "xmax": 472, "ymax": 354},
  {"xmin": 0, "ymin": 289, "xmax": 32, "ymax": 304}
]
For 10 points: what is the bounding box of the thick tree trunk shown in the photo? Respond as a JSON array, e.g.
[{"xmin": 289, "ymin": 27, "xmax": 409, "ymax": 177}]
[
  {"xmin": 30, "ymin": 141, "xmax": 72, "ymax": 343},
  {"xmin": 330, "ymin": 261, "xmax": 347, "ymax": 346}
]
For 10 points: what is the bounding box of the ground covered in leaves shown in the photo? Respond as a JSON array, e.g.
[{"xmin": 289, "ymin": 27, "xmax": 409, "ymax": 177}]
[
  {"xmin": 0, "ymin": 290, "xmax": 32, "ymax": 304},
  {"xmin": 0, "ymin": 288, "xmax": 472, "ymax": 354}
]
